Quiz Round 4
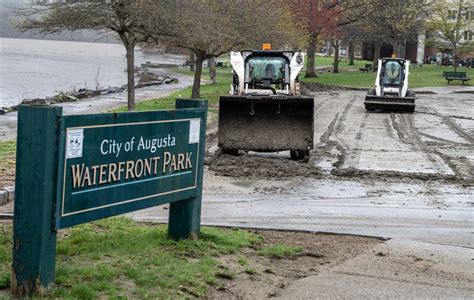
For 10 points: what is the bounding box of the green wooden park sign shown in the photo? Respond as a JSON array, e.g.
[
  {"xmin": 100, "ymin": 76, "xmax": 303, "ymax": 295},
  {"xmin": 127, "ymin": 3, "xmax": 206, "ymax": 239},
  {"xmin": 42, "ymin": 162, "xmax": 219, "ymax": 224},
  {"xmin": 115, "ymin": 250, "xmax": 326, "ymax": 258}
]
[{"xmin": 12, "ymin": 99, "xmax": 207, "ymax": 296}]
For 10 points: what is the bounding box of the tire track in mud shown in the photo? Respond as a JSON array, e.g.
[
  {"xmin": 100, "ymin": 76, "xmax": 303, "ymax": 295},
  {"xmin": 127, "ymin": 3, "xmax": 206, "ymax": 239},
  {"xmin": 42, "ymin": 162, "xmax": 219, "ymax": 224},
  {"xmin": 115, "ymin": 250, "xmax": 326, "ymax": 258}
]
[
  {"xmin": 392, "ymin": 113, "xmax": 465, "ymax": 179},
  {"xmin": 207, "ymin": 92, "xmax": 471, "ymax": 184},
  {"xmin": 345, "ymin": 111, "xmax": 369, "ymax": 170},
  {"xmin": 403, "ymin": 106, "xmax": 473, "ymax": 180},
  {"xmin": 411, "ymin": 109, "xmax": 471, "ymax": 146},
  {"xmin": 314, "ymin": 95, "xmax": 358, "ymax": 170},
  {"xmin": 427, "ymin": 108, "xmax": 474, "ymax": 144},
  {"xmin": 418, "ymin": 131, "xmax": 469, "ymax": 146},
  {"xmin": 383, "ymin": 115, "xmax": 396, "ymax": 139},
  {"xmin": 416, "ymin": 109, "xmax": 474, "ymax": 121},
  {"xmin": 313, "ymin": 97, "xmax": 332, "ymax": 114}
]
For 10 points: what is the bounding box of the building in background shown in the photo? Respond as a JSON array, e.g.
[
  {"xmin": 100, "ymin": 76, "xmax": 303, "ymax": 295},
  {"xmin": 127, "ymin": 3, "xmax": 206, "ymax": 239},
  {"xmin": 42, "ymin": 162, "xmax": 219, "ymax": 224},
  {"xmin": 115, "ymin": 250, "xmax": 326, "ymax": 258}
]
[{"xmin": 362, "ymin": 0, "xmax": 473, "ymax": 65}]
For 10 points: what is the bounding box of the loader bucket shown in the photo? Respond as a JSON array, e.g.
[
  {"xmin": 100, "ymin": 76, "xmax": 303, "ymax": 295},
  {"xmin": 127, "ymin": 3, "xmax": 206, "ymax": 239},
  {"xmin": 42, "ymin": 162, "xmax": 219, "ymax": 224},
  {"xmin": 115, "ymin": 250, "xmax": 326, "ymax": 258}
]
[
  {"xmin": 218, "ymin": 95, "xmax": 314, "ymax": 152},
  {"xmin": 364, "ymin": 94, "xmax": 415, "ymax": 113}
]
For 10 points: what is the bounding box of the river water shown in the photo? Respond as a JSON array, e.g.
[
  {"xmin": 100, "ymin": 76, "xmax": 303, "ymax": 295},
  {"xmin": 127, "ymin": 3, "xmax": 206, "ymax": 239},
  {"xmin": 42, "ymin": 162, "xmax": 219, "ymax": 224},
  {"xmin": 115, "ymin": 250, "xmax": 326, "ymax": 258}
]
[{"xmin": 0, "ymin": 37, "xmax": 185, "ymax": 107}]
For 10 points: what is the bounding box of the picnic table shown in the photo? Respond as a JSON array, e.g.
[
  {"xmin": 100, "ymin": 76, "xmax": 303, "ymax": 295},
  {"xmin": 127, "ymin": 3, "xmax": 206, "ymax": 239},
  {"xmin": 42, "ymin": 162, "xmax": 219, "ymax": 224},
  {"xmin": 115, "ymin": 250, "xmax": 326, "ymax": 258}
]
[
  {"xmin": 216, "ymin": 62, "xmax": 228, "ymax": 68},
  {"xmin": 359, "ymin": 64, "xmax": 373, "ymax": 73}
]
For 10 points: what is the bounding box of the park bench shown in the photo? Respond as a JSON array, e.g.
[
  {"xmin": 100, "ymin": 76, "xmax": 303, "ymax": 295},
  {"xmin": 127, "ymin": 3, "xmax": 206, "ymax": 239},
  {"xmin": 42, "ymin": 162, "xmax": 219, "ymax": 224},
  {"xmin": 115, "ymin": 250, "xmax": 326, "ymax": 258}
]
[
  {"xmin": 443, "ymin": 71, "xmax": 471, "ymax": 85},
  {"xmin": 359, "ymin": 63, "xmax": 372, "ymax": 73},
  {"xmin": 216, "ymin": 61, "xmax": 228, "ymax": 68}
]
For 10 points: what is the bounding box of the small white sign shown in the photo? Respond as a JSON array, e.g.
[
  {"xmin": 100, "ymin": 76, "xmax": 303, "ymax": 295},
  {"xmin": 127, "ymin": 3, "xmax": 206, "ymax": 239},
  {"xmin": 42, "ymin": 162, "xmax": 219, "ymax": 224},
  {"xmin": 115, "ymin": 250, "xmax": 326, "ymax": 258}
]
[
  {"xmin": 189, "ymin": 119, "xmax": 200, "ymax": 144},
  {"xmin": 66, "ymin": 128, "xmax": 84, "ymax": 159}
]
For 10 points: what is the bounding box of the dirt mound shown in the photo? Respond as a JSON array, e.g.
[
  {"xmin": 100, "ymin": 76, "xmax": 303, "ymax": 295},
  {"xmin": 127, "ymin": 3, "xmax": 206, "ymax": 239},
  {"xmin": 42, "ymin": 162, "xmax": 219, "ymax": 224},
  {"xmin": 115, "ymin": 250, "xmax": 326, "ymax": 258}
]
[
  {"xmin": 332, "ymin": 167, "xmax": 471, "ymax": 185},
  {"xmin": 207, "ymin": 153, "xmax": 323, "ymax": 179}
]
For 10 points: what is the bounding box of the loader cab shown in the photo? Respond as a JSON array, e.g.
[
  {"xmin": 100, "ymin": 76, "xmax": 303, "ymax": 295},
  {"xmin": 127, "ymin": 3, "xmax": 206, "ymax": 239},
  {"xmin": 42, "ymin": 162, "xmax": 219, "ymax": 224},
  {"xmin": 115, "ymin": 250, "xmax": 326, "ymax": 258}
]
[
  {"xmin": 242, "ymin": 50, "xmax": 294, "ymax": 94},
  {"xmin": 380, "ymin": 59, "xmax": 405, "ymax": 87}
]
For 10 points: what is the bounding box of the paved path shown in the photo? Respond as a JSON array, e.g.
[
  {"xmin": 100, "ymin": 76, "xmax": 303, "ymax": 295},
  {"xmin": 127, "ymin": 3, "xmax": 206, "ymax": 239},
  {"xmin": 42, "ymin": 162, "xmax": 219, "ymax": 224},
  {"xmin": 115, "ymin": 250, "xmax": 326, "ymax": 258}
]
[
  {"xmin": 278, "ymin": 239, "xmax": 473, "ymax": 299},
  {"xmin": 130, "ymin": 178, "xmax": 473, "ymax": 247}
]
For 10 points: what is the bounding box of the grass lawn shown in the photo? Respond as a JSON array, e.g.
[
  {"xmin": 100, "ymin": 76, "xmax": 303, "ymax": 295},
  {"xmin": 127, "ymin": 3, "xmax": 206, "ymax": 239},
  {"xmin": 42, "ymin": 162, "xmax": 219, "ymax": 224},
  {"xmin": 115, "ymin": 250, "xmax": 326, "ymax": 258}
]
[
  {"xmin": 0, "ymin": 140, "xmax": 16, "ymax": 187},
  {"xmin": 113, "ymin": 67, "xmax": 233, "ymax": 113},
  {"xmin": 1, "ymin": 217, "xmax": 305, "ymax": 298},
  {"xmin": 114, "ymin": 54, "xmax": 473, "ymax": 113},
  {"xmin": 302, "ymin": 56, "xmax": 474, "ymax": 89},
  {"xmin": 0, "ymin": 141, "xmax": 15, "ymax": 163},
  {"xmin": 257, "ymin": 244, "xmax": 303, "ymax": 259}
]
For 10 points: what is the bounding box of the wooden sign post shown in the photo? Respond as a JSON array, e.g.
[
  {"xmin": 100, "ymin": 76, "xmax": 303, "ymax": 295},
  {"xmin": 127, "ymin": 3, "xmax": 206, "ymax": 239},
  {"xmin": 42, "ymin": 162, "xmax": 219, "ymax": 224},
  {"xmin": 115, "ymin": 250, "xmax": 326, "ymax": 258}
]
[{"xmin": 12, "ymin": 99, "xmax": 207, "ymax": 296}]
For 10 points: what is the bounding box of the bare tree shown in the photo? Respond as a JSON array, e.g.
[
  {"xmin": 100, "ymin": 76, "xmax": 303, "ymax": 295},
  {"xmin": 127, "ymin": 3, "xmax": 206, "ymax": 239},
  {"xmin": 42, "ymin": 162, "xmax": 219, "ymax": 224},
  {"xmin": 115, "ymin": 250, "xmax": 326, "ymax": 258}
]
[
  {"xmin": 152, "ymin": 0, "xmax": 305, "ymax": 98},
  {"xmin": 292, "ymin": 0, "xmax": 342, "ymax": 78},
  {"xmin": 360, "ymin": 0, "xmax": 432, "ymax": 59},
  {"xmin": 16, "ymin": 0, "xmax": 170, "ymax": 111},
  {"xmin": 428, "ymin": 0, "xmax": 474, "ymax": 71}
]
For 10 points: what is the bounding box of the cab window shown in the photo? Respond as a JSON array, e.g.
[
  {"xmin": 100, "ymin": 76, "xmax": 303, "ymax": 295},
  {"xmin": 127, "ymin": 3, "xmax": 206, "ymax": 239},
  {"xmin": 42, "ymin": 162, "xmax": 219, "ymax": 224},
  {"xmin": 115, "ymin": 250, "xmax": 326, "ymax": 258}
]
[
  {"xmin": 382, "ymin": 61, "xmax": 403, "ymax": 85},
  {"xmin": 247, "ymin": 57, "xmax": 286, "ymax": 82}
]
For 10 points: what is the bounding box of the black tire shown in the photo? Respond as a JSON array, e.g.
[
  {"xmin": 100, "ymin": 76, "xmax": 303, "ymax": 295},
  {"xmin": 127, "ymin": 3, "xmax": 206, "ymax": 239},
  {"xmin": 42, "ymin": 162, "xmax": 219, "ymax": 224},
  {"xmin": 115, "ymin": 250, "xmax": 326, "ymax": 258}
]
[
  {"xmin": 406, "ymin": 90, "xmax": 416, "ymax": 98},
  {"xmin": 221, "ymin": 148, "xmax": 239, "ymax": 156},
  {"xmin": 367, "ymin": 88, "xmax": 376, "ymax": 95},
  {"xmin": 290, "ymin": 150, "xmax": 308, "ymax": 161},
  {"xmin": 365, "ymin": 104, "xmax": 375, "ymax": 112}
]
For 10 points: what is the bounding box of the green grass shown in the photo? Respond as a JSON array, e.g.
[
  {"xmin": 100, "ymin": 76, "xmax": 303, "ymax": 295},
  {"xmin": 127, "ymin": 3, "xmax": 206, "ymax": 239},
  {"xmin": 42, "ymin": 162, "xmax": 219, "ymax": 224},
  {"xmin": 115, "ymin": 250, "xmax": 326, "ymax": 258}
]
[
  {"xmin": 257, "ymin": 244, "xmax": 303, "ymax": 259},
  {"xmin": 244, "ymin": 268, "xmax": 258, "ymax": 275},
  {"xmin": 113, "ymin": 67, "xmax": 233, "ymax": 113},
  {"xmin": 302, "ymin": 57, "xmax": 474, "ymax": 88},
  {"xmin": 0, "ymin": 140, "xmax": 16, "ymax": 179},
  {"xmin": 0, "ymin": 140, "xmax": 15, "ymax": 162},
  {"xmin": 0, "ymin": 217, "xmax": 261, "ymax": 299},
  {"xmin": 115, "ymin": 55, "xmax": 472, "ymax": 113},
  {"xmin": 237, "ymin": 256, "xmax": 247, "ymax": 266}
]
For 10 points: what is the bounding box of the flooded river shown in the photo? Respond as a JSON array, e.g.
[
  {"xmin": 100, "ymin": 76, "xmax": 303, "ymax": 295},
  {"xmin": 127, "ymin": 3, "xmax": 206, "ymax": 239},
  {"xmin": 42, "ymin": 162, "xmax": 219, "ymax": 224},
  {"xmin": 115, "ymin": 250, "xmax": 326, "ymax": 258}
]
[{"xmin": 0, "ymin": 37, "xmax": 185, "ymax": 107}]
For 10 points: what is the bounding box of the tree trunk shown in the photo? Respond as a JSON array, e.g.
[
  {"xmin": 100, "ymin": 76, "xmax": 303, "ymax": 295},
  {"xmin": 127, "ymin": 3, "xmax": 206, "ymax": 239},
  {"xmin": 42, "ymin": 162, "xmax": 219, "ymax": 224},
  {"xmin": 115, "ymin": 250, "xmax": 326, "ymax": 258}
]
[
  {"xmin": 453, "ymin": 46, "xmax": 458, "ymax": 72},
  {"xmin": 394, "ymin": 40, "xmax": 406, "ymax": 59},
  {"xmin": 120, "ymin": 34, "xmax": 136, "ymax": 112},
  {"xmin": 305, "ymin": 34, "xmax": 318, "ymax": 78},
  {"xmin": 190, "ymin": 51, "xmax": 195, "ymax": 72},
  {"xmin": 192, "ymin": 53, "xmax": 204, "ymax": 99},
  {"xmin": 333, "ymin": 41, "xmax": 340, "ymax": 73},
  {"xmin": 209, "ymin": 57, "xmax": 216, "ymax": 84},
  {"xmin": 348, "ymin": 41, "xmax": 355, "ymax": 65},
  {"xmin": 373, "ymin": 42, "xmax": 382, "ymax": 68}
]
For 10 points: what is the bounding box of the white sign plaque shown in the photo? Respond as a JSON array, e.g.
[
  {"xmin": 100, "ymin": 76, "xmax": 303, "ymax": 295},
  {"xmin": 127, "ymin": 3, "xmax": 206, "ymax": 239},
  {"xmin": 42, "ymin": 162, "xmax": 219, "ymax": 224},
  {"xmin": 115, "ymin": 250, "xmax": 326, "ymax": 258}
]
[
  {"xmin": 189, "ymin": 119, "xmax": 200, "ymax": 144},
  {"xmin": 66, "ymin": 128, "xmax": 84, "ymax": 159}
]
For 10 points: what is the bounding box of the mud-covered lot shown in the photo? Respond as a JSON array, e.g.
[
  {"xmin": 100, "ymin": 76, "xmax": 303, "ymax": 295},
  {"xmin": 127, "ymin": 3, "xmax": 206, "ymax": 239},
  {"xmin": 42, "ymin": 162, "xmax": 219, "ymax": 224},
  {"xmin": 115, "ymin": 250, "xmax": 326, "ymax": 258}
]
[
  {"xmin": 132, "ymin": 90, "xmax": 473, "ymax": 244},
  {"xmin": 209, "ymin": 91, "xmax": 473, "ymax": 183},
  {"xmin": 199, "ymin": 91, "xmax": 474, "ymax": 244}
]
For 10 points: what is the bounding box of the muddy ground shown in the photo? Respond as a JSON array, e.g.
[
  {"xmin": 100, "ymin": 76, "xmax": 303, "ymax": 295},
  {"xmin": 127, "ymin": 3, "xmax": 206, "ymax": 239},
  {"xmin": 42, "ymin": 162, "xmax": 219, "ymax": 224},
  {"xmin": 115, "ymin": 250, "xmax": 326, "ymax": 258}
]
[
  {"xmin": 208, "ymin": 230, "xmax": 380, "ymax": 299},
  {"xmin": 207, "ymin": 91, "xmax": 473, "ymax": 185},
  {"xmin": 0, "ymin": 153, "xmax": 14, "ymax": 188}
]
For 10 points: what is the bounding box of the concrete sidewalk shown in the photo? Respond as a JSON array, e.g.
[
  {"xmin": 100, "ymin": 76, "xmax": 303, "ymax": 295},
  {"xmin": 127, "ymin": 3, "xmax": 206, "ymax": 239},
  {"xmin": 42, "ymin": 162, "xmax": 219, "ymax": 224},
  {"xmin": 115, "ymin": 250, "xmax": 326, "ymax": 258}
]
[{"xmin": 277, "ymin": 239, "xmax": 473, "ymax": 299}]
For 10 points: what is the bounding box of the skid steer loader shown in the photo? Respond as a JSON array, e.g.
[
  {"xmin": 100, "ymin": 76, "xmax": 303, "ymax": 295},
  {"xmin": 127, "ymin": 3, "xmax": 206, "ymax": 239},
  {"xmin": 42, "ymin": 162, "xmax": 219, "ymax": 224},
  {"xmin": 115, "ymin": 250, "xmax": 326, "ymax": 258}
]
[
  {"xmin": 218, "ymin": 47, "xmax": 314, "ymax": 160},
  {"xmin": 364, "ymin": 58, "xmax": 415, "ymax": 113}
]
